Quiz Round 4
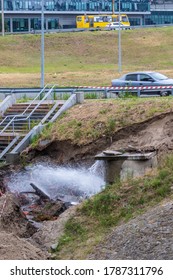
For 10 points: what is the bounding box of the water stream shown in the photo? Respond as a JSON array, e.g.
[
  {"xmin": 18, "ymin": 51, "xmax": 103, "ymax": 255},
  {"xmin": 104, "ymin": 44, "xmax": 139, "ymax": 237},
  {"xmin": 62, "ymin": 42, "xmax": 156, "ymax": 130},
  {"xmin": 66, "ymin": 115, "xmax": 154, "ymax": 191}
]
[{"xmin": 6, "ymin": 161, "xmax": 105, "ymax": 204}]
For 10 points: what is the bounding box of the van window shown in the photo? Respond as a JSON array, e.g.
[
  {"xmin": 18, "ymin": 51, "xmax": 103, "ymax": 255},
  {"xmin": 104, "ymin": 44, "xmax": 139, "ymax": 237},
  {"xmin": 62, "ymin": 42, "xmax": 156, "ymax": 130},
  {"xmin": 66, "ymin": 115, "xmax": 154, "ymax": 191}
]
[{"xmin": 77, "ymin": 17, "xmax": 82, "ymax": 22}]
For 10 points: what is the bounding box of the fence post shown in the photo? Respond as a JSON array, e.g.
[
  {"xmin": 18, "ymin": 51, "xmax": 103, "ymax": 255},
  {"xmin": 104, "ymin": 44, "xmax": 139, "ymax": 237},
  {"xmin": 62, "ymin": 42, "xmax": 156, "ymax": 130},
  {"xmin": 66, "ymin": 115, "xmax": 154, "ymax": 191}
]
[
  {"xmin": 137, "ymin": 88, "xmax": 141, "ymax": 97},
  {"xmin": 76, "ymin": 92, "xmax": 84, "ymax": 104},
  {"xmin": 103, "ymin": 89, "xmax": 107, "ymax": 99}
]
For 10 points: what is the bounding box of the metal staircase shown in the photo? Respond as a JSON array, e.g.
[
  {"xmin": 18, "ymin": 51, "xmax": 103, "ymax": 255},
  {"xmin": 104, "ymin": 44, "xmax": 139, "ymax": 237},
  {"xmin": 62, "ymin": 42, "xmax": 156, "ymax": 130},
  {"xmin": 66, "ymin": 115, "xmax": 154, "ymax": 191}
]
[{"xmin": 0, "ymin": 85, "xmax": 64, "ymax": 161}]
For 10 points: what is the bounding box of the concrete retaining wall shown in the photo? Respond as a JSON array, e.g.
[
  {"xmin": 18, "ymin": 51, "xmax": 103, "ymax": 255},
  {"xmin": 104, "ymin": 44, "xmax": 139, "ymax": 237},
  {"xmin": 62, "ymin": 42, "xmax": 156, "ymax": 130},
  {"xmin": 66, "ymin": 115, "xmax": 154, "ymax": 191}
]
[
  {"xmin": 0, "ymin": 94, "xmax": 16, "ymax": 116},
  {"xmin": 105, "ymin": 155, "xmax": 158, "ymax": 184}
]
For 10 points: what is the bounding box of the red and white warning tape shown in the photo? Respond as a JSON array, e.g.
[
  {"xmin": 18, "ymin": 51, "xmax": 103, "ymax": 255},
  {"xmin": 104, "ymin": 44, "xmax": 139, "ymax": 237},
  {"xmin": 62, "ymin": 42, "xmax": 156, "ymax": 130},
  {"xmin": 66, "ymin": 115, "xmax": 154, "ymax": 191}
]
[{"xmin": 68, "ymin": 85, "xmax": 173, "ymax": 90}]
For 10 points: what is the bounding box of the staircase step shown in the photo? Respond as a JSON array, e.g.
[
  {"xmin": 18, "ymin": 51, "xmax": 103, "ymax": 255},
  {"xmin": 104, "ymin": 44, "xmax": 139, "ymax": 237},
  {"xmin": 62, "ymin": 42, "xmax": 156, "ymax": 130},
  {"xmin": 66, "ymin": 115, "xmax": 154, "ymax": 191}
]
[{"xmin": 0, "ymin": 99, "xmax": 64, "ymax": 161}]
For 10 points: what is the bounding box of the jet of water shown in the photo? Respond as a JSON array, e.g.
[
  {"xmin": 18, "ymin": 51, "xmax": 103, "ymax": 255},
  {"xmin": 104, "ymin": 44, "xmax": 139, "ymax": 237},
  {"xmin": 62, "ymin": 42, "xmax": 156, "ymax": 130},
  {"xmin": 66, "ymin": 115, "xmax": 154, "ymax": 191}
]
[{"xmin": 6, "ymin": 162, "xmax": 105, "ymax": 203}]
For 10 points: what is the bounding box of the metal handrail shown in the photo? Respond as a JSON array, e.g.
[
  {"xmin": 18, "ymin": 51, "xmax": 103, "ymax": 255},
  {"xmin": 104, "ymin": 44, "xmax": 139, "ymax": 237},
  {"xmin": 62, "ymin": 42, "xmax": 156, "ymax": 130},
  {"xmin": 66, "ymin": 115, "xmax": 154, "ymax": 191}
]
[
  {"xmin": 0, "ymin": 85, "xmax": 57, "ymax": 135},
  {"xmin": 0, "ymin": 84, "xmax": 58, "ymax": 127},
  {"xmin": 0, "ymin": 135, "xmax": 20, "ymax": 160}
]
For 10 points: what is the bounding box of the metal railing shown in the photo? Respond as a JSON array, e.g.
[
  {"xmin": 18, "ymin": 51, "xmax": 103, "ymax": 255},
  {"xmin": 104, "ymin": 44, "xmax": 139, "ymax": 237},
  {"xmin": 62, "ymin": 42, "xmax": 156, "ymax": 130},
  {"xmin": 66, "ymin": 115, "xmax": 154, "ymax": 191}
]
[
  {"xmin": 0, "ymin": 135, "xmax": 20, "ymax": 160},
  {"xmin": 1, "ymin": 84, "xmax": 173, "ymax": 97},
  {"xmin": 0, "ymin": 84, "xmax": 57, "ymax": 136},
  {"xmin": 0, "ymin": 84, "xmax": 57, "ymax": 128}
]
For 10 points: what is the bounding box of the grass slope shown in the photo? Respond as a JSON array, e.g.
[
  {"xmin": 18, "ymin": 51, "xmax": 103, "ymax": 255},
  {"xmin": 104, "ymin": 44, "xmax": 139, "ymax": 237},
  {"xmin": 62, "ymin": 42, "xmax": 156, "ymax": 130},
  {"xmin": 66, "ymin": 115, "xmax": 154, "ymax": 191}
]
[
  {"xmin": 32, "ymin": 97, "xmax": 173, "ymax": 259},
  {"xmin": 54, "ymin": 155, "xmax": 173, "ymax": 259},
  {"xmin": 0, "ymin": 27, "xmax": 173, "ymax": 87},
  {"xmin": 37, "ymin": 97, "xmax": 173, "ymax": 145}
]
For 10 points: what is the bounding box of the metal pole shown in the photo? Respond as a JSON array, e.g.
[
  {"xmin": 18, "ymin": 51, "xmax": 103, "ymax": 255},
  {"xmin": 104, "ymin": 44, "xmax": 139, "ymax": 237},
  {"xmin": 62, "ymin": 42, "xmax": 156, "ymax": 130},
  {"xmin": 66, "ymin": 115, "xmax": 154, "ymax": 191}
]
[
  {"xmin": 118, "ymin": 0, "xmax": 122, "ymax": 73},
  {"xmin": 112, "ymin": 0, "xmax": 114, "ymax": 14},
  {"xmin": 1, "ymin": 0, "xmax": 4, "ymax": 36},
  {"xmin": 41, "ymin": 0, "xmax": 44, "ymax": 88}
]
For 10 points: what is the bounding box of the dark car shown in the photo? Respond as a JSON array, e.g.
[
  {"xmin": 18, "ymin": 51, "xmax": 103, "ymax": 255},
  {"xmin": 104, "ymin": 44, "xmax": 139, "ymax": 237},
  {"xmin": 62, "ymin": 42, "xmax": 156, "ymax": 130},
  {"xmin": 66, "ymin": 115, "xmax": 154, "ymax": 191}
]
[{"xmin": 111, "ymin": 71, "xmax": 173, "ymax": 96}]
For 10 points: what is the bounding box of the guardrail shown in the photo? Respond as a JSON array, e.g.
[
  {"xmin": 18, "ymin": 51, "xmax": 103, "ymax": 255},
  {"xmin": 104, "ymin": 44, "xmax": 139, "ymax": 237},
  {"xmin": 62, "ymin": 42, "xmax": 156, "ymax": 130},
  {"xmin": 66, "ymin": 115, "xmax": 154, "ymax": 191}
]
[
  {"xmin": 0, "ymin": 85, "xmax": 173, "ymax": 100},
  {"xmin": 75, "ymin": 85, "xmax": 173, "ymax": 97}
]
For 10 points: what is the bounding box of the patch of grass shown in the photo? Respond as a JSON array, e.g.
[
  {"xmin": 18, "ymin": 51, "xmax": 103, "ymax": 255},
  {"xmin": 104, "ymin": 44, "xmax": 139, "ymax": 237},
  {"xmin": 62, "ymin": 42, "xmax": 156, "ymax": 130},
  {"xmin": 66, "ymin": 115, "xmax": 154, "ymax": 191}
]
[
  {"xmin": 40, "ymin": 122, "xmax": 53, "ymax": 139},
  {"xmin": 106, "ymin": 117, "xmax": 116, "ymax": 135},
  {"xmin": 74, "ymin": 127, "xmax": 82, "ymax": 139},
  {"xmin": 1, "ymin": 28, "xmax": 173, "ymax": 87},
  {"xmin": 84, "ymin": 93, "xmax": 98, "ymax": 99},
  {"xmin": 17, "ymin": 95, "xmax": 32, "ymax": 103},
  {"xmin": 82, "ymin": 192, "xmax": 120, "ymax": 216},
  {"xmin": 99, "ymin": 108, "xmax": 111, "ymax": 114},
  {"xmin": 58, "ymin": 111, "xmax": 69, "ymax": 120},
  {"xmin": 54, "ymin": 154, "xmax": 173, "ymax": 259},
  {"xmin": 30, "ymin": 134, "xmax": 40, "ymax": 147},
  {"xmin": 56, "ymin": 93, "xmax": 71, "ymax": 100},
  {"xmin": 118, "ymin": 92, "xmax": 137, "ymax": 99},
  {"xmin": 46, "ymin": 97, "xmax": 173, "ymax": 145},
  {"xmin": 56, "ymin": 218, "xmax": 87, "ymax": 252},
  {"xmin": 31, "ymin": 122, "xmax": 53, "ymax": 146},
  {"xmin": 30, "ymin": 120, "xmax": 40, "ymax": 129}
]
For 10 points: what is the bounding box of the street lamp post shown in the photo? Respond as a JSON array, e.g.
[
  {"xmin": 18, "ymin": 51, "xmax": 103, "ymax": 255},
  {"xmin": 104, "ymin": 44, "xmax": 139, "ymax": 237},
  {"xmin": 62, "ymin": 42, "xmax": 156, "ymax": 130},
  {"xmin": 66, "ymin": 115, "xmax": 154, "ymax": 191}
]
[
  {"xmin": 118, "ymin": 0, "xmax": 122, "ymax": 73},
  {"xmin": 41, "ymin": 0, "xmax": 45, "ymax": 88},
  {"xmin": 1, "ymin": 0, "xmax": 4, "ymax": 36},
  {"xmin": 112, "ymin": 0, "xmax": 115, "ymax": 14}
]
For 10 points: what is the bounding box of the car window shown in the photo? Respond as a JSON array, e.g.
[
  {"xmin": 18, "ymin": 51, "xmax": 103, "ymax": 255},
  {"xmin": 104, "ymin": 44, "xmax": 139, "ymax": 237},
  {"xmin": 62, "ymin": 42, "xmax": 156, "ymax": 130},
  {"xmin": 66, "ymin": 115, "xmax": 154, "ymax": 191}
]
[
  {"xmin": 140, "ymin": 74, "xmax": 152, "ymax": 82},
  {"xmin": 151, "ymin": 72, "xmax": 168, "ymax": 80},
  {"xmin": 125, "ymin": 74, "xmax": 138, "ymax": 81}
]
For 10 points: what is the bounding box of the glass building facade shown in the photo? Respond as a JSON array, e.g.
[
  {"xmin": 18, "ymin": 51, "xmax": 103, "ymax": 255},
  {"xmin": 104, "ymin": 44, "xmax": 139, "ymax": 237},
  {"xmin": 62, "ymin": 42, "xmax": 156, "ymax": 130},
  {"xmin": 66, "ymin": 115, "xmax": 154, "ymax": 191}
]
[
  {"xmin": 1, "ymin": 0, "xmax": 173, "ymax": 32},
  {"xmin": 1, "ymin": 1, "xmax": 150, "ymax": 12}
]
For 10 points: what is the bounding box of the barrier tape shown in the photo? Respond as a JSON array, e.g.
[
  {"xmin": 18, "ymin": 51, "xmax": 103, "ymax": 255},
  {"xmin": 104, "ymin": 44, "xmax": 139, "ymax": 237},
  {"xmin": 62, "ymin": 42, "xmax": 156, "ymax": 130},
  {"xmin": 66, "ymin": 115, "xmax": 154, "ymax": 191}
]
[{"xmin": 69, "ymin": 85, "xmax": 173, "ymax": 91}]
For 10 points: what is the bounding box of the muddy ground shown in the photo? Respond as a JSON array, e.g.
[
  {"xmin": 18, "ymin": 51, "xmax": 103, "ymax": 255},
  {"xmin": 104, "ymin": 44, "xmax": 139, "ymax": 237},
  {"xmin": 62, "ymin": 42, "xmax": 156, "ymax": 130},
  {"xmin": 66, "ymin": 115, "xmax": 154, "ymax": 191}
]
[{"xmin": 1, "ymin": 112, "xmax": 173, "ymax": 259}]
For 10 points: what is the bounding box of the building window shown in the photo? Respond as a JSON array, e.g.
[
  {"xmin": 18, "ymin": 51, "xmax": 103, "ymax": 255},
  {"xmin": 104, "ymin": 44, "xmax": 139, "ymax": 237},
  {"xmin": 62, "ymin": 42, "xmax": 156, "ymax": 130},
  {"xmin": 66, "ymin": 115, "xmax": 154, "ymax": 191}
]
[
  {"xmin": 12, "ymin": 18, "xmax": 28, "ymax": 32},
  {"xmin": 48, "ymin": 18, "xmax": 60, "ymax": 29}
]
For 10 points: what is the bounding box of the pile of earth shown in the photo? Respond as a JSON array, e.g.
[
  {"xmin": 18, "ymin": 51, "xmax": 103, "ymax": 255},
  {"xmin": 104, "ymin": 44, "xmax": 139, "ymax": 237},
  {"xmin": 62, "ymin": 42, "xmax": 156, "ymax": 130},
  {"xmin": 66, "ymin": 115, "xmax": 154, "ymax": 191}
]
[
  {"xmin": 0, "ymin": 191, "xmax": 78, "ymax": 260},
  {"xmin": 0, "ymin": 193, "xmax": 49, "ymax": 260},
  {"xmin": 0, "ymin": 166, "xmax": 79, "ymax": 260}
]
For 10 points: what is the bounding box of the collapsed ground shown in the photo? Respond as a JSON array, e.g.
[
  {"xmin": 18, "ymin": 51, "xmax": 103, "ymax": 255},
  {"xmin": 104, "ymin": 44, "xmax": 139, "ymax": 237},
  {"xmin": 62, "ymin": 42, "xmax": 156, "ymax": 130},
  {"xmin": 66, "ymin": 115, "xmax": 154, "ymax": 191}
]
[{"xmin": 1, "ymin": 98, "xmax": 173, "ymax": 259}]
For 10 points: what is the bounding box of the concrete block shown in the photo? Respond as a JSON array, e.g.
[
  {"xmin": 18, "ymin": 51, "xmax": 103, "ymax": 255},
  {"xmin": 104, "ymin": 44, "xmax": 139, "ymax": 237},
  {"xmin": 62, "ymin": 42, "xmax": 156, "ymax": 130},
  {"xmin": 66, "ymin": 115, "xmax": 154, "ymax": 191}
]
[
  {"xmin": 6, "ymin": 152, "xmax": 20, "ymax": 164},
  {"xmin": 76, "ymin": 92, "xmax": 84, "ymax": 104}
]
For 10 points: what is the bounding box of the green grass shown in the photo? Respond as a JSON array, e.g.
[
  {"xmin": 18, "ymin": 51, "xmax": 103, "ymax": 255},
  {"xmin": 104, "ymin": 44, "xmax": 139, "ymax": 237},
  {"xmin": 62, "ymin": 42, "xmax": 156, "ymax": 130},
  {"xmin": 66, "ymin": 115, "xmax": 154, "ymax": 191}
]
[
  {"xmin": 45, "ymin": 97, "xmax": 173, "ymax": 145},
  {"xmin": 54, "ymin": 154, "xmax": 173, "ymax": 259},
  {"xmin": 1, "ymin": 27, "xmax": 173, "ymax": 87}
]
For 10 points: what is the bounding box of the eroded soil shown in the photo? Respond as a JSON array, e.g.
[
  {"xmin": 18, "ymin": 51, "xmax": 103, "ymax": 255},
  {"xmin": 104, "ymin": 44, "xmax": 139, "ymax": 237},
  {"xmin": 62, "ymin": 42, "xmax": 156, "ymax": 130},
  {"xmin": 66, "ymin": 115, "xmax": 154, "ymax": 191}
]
[
  {"xmin": 26, "ymin": 112, "xmax": 173, "ymax": 165},
  {"xmin": 1, "ymin": 112, "xmax": 173, "ymax": 259}
]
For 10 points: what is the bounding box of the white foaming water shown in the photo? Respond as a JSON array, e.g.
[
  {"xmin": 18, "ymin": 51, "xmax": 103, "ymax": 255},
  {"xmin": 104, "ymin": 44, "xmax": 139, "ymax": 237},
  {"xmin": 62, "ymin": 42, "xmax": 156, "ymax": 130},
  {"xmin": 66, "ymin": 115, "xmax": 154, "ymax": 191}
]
[
  {"xmin": 6, "ymin": 162, "xmax": 105, "ymax": 202},
  {"xmin": 89, "ymin": 160, "xmax": 105, "ymax": 178}
]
